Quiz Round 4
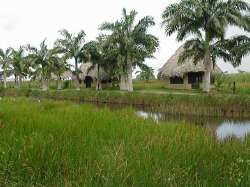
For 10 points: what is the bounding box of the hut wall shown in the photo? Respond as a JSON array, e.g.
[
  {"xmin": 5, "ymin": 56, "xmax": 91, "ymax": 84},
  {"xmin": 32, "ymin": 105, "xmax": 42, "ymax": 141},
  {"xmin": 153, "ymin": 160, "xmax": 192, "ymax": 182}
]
[{"xmin": 165, "ymin": 75, "xmax": 192, "ymax": 90}]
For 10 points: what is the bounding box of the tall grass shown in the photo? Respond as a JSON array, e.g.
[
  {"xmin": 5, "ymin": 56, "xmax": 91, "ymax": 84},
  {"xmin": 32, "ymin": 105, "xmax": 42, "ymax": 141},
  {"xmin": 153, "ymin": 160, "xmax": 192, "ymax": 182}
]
[
  {"xmin": 0, "ymin": 98, "xmax": 250, "ymax": 186},
  {"xmin": 214, "ymin": 73, "xmax": 250, "ymax": 94},
  {"xmin": 1, "ymin": 88, "xmax": 250, "ymax": 118}
]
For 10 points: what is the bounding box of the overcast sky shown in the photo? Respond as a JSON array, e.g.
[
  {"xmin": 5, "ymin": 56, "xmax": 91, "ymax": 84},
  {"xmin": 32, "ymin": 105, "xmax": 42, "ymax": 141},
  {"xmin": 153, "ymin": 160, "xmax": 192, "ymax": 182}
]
[{"xmin": 0, "ymin": 0, "xmax": 249, "ymax": 75}]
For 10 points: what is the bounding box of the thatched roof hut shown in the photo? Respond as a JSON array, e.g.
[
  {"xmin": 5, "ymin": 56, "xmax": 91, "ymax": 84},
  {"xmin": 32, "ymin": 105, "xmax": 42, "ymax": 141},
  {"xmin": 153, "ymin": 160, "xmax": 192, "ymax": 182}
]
[
  {"xmin": 79, "ymin": 62, "xmax": 108, "ymax": 81},
  {"xmin": 158, "ymin": 46, "xmax": 222, "ymax": 79},
  {"xmin": 158, "ymin": 46, "xmax": 223, "ymax": 89},
  {"xmin": 51, "ymin": 71, "xmax": 73, "ymax": 80}
]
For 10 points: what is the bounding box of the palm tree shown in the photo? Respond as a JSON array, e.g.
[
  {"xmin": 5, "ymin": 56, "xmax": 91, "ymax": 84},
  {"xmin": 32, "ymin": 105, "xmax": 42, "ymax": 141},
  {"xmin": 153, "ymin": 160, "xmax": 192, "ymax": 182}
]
[
  {"xmin": 177, "ymin": 35, "xmax": 249, "ymax": 78},
  {"xmin": 100, "ymin": 8, "xmax": 159, "ymax": 92},
  {"xmin": 83, "ymin": 36, "xmax": 110, "ymax": 91},
  {"xmin": 11, "ymin": 47, "xmax": 29, "ymax": 88},
  {"xmin": 27, "ymin": 40, "xmax": 58, "ymax": 91},
  {"xmin": 55, "ymin": 29, "xmax": 86, "ymax": 90},
  {"xmin": 162, "ymin": 0, "xmax": 250, "ymax": 92},
  {"xmin": 51, "ymin": 55, "xmax": 70, "ymax": 90},
  {"xmin": 136, "ymin": 66, "xmax": 155, "ymax": 81},
  {"xmin": 0, "ymin": 48, "xmax": 12, "ymax": 88},
  {"xmin": 225, "ymin": 35, "xmax": 250, "ymax": 62}
]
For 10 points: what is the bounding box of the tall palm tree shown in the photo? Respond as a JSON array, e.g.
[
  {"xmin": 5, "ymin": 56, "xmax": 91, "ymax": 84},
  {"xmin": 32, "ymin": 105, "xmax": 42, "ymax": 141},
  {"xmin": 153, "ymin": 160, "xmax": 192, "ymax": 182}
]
[
  {"xmin": 11, "ymin": 47, "xmax": 29, "ymax": 88},
  {"xmin": 27, "ymin": 40, "xmax": 58, "ymax": 91},
  {"xmin": 55, "ymin": 29, "xmax": 86, "ymax": 90},
  {"xmin": 0, "ymin": 48, "xmax": 12, "ymax": 88},
  {"xmin": 51, "ymin": 55, "xmax": 70, "ymax": 90},
  {"xmin": 177, "ymin": 34, "xmax": 249, "ymax": 77},
  {"xmin": 83, "ymin": 36, "xmax": 110, "ymax": 91},
  {"xmin": 100, "ymin": 8, "xmax": 159, "ymax": 92},
  {"xmin": 162, "ymin": 0, "xmax": 250, "ymax": 92}
]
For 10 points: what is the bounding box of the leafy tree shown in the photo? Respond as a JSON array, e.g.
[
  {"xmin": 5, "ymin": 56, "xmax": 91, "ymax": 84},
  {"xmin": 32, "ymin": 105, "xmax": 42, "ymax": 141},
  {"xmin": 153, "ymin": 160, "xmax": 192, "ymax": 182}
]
[
  {"xmin": 10, "ymin": 47, "xmax": 29, "ymax": 88},
  {"xmin": 162, "ymin": 0, "xmax": 250, "ymax": 92},
  {"xmin": 100, "ymin": 8, "xmax": 159, "ymax": 92},
  {"xmin": 55, "ymin": 29, "xmax": 86, "ymax": 90},
  {"xmin": 27, "ymin": 40, "xmax": 59, "ymax": 91},
  {"xmin": 0, "ymin": 48, "xmax": 12, "ymax": 88}
]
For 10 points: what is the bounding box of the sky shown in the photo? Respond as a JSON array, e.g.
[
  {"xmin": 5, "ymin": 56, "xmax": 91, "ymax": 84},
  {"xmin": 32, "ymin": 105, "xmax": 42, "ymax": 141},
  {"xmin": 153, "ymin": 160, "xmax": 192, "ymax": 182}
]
[{"xmin": 0, "ymin": 0, "xmax": 249, "ymax": 75}]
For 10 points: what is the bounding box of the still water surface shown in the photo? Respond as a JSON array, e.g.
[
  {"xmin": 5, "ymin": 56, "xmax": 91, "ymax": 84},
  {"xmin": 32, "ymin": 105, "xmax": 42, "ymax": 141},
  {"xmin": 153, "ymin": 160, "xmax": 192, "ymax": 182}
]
[
  {"xmin": 92, "ymin": 102, "xmax": 250, "ymax": 141},
  {"xmin": 136, "ymin": 110, "xmax": 250, "ymax": 141}
]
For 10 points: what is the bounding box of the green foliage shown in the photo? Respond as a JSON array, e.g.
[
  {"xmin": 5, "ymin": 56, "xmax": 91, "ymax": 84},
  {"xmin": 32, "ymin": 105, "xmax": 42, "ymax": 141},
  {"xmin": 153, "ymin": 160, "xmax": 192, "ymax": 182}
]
[
  {"xmin": 2, "ymin": 88, "xmax": 250, "ymax": 118},
  {"xmin": 1, "ymin": 98, "xmax": 250, "ymax": 186},
  {"xmin": 162, "ymin": 0, "xmax": 250, "ymax": 92},
  {"xmin": 100, "ymin": 8, "xmax": 159, "ymax": 75},
  {"xmin": 215, "ymin": 72, "xmax": 250, "ymax": 94},
  {"xmin": 55, "ymin": 29, "xmax": 86, "ymax": 78},
  {"xmin": 136, "ymin": 67, "xmax": 155, "ymax": 81},
  {"xmin": 27, "ymin": 40, "xmax": 59, "ymax": 81}
]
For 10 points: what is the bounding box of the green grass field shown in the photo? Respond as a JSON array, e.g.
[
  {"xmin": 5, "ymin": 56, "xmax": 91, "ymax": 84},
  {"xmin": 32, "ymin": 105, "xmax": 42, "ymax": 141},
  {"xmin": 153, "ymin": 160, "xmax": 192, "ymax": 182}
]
[
  {"xmin": 3, "ymin": 73, "xmax": 250, "ymax": 96},
  {"xmin": 1, "ymin": 98, "xmax": 250, "ymax": 186},
  {"xmin": 1, "ymin": 87, "xmax": 250, "ymax": 118},
  {"xmin": 214, "ymin": 73, "xmax": 250, "ymax": 94}
]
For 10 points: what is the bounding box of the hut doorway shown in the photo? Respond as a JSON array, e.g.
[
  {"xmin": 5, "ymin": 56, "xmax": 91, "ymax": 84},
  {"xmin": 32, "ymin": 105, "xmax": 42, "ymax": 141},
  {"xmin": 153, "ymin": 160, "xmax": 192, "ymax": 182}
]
[
  {"xmin": 84, "ymin": 76, "xmax": 93, "ymax": 88},
  {"xmin": 187, "ymin": 72, "xmax": 203, "ymax": 88}
]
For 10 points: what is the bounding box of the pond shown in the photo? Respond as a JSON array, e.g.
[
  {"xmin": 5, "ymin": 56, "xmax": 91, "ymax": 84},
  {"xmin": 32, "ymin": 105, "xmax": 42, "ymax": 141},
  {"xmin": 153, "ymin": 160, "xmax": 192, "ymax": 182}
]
[
  {"xmin": 92, "ymin": 102, "xmax": 250, "ymax": 141},
  {"xmin": 136, "ymin": 110, "xmax": 250, "ymax": 141}
]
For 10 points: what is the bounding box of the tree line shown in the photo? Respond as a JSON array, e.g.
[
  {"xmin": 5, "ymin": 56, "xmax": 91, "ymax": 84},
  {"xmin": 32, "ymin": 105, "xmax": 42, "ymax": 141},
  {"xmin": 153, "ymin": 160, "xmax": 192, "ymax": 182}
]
[{"xmin": 0, "ymin": 1, "xmax": 250, "ymax": 92}]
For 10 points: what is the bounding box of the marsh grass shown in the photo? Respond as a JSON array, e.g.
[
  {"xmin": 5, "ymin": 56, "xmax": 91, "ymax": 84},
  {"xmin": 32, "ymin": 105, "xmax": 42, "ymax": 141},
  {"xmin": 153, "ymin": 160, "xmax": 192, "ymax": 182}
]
[
  {"xmin": 0, "ymin": 98, "xmax": 250, "ymax": 186},
  {"xmin": 214, "ymin": 73, "xmax": 250, "ymax": 94},
  {"xmin": 1, "ymin": 88, "xmax": 250, "ymax": 118}
]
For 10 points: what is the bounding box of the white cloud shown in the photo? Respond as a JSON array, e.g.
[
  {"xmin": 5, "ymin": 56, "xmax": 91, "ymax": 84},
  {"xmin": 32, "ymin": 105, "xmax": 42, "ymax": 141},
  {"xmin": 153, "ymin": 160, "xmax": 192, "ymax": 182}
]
[{"xmin": 0, "ymin": 0, "xmax": 249, "ymax": 74}]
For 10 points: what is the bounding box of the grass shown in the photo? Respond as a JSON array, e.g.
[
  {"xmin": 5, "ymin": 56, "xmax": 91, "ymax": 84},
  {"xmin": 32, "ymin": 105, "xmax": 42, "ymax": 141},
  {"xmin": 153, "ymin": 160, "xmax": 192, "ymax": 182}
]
[
  {"xmin": 214, "ymin": 73, "xmax": 250, "ymax": 94},
  {"xmin": 0, "ymin": 98, "xmax": 250, "ymax": 186},
  {"xmin": 1, "ymin": 87, "xmax": 250, "ymax": 118}
]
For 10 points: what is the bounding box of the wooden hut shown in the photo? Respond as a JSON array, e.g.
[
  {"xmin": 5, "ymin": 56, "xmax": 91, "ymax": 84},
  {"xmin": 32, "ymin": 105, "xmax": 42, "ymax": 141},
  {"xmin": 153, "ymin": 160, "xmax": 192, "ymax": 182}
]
[{"xmin": 158, "ymin": 46, "xmax": 223, "ymax": 89}]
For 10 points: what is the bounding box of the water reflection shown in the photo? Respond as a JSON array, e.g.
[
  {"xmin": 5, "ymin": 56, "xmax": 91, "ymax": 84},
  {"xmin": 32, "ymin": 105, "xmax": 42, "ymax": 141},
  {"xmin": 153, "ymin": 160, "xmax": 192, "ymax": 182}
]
[
  {"xmin": 87, "ymin": 102, "xmax": 250, "ymax": 141},
  {"xmin": 216, "ymin": 121, "xmax": 250, "ymax": 141},
  {"xmin": 136, "ymin": 110, "xmax": 250, "ymax": 141}
]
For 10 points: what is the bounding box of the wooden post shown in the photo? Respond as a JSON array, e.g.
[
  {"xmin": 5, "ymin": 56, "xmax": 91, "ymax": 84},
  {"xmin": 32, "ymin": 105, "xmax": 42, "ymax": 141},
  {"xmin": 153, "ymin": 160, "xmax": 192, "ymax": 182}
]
[{"xmin": 233, "ymin": 81, "xmax": 236, "ymax": 94}]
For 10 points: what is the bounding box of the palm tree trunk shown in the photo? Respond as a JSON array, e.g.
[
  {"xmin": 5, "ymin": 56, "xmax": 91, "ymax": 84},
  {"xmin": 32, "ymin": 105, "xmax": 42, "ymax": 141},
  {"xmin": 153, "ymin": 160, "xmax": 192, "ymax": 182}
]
[
  {"xmin": 14, "ymin": 74, "xmax": 18, "ymax": 88},
  {"xmin": 127, "ymin": 64, "xmax": 133, "ymax": 92},
  {"xmin": 3, "ymin": 70, "xmax": 7, "ymax": 88},
  {"xmin": 18, "ymin": 75, "xmax": 22, "ymax": 89},
  {"xmin": 57, "ymin": 76, "xmax": 62, "ymax": 90},
  {"xmin": 96, "ymin": 64, "xmax": 102, "ymax": 91},
  {"xmin": 42, "ymin": 78, "xmax": 49, "ymax": 91},
  {"xmin": 74, "ymin": 57, "xmax": 80, "ymax": 90},
  {"xmin": 203, "ymin": 32, "xmax": 212, "ymax": 92},
  {"xmin": 119, "ymin": 74, "xmax": 128, "ymax": 91},
  {"xmin": 119, "ymin": 64, "xmax": 133, "ymax": 92}
]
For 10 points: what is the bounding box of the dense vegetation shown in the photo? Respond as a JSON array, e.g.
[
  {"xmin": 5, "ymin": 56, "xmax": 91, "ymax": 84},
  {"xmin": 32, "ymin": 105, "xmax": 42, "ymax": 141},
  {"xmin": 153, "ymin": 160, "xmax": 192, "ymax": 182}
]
[
  {"xmin": 0, "ymin": 1, "xmax": 249, "ymax": 93},
  {"xmin": 215, "ymin": 72, "xmax": 250, "ymax": 94},
  {"xmin": 0, "ymin": 98, "xmax": 250, "ymax": 186},
  {"xmin": 162, "ymin": 0, "xmax": 250, "ymax": 92},
  {"xmin": 1, "ymin": 87, "xmax": 250, "ymax": 118}
]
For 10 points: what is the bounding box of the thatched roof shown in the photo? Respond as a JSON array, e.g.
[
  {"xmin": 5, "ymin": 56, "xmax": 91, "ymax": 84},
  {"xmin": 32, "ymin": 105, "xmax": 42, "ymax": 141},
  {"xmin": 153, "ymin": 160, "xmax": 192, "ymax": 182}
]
[
  {"xmin": 79, "ymin": 62, "xmax": 109, "ymax": 80},
  {"xmin": 51, "ymin": 71, "xmax": 73, "ymax": 80},
  {"xmin": 158, "ymin": 46, "xmax": 223, "ymax": 78}
]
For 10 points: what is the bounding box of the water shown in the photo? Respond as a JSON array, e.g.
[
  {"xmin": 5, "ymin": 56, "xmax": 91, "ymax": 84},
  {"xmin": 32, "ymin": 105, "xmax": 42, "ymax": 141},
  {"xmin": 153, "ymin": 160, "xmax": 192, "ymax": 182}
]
[
  {"xmin": 90, "ymin": 102, "xmax": 250, "ymax": 141},
  {"xmin": 136, "ymin": 110, "xmax": 250, "ymax": 141}
]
